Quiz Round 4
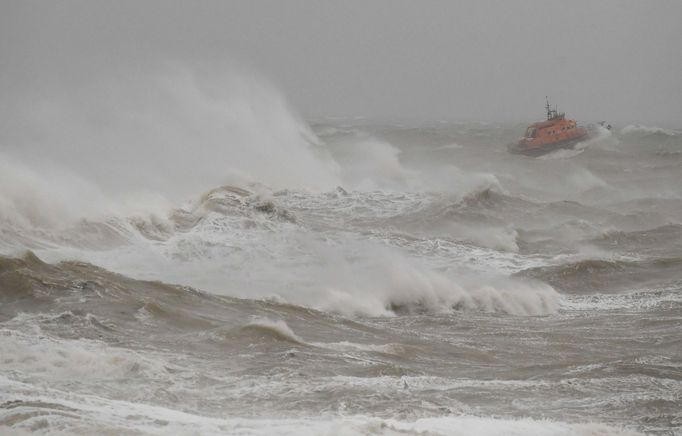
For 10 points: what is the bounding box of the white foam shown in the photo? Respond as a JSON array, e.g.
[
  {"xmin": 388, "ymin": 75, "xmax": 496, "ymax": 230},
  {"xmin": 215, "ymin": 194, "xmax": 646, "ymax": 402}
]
[
  {"xmin": 314, "ymin": 341, "xmax": 406, "ymax": 354},
  {"xmin": 13, "ymin": 187, "xmax": 558, "ymax": 318},
  {"xmin": 0, "ymin": 326, "xmax": 173, "ymax": 384},
  {"xmin": 560, "ymin": 286, "xmax": 682, "ymax": 312},
  {"xmin": 244, "ymin": 317, "xmax": 306, "ymax": 344},
  {"xmin": 539, "ymin": 125, "xmax": 618, "ymax": 159},
  {"xmin": 620, "ymin": 124, "xmax": 678, "ymax": 136},
  {"xmin": 0, "ymin": 375, "xmax": 642, "ymax": 435},
  {"xmin": 538, "ymin": 147, "xmax": 587, "ymax": 160},
  {"xmin": 304, "ymin": 244, "xmax": 560, "ymax": 317},
  {"xmin": 240, "ymin": 318, "xmax": 406, "ymax": 354}
]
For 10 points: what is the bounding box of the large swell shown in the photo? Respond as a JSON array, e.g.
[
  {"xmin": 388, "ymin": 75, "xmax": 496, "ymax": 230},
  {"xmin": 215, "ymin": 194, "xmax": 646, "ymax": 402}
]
[{"xmin": 1, "ymin": 70, "xmax": 681, "ymax": 435}]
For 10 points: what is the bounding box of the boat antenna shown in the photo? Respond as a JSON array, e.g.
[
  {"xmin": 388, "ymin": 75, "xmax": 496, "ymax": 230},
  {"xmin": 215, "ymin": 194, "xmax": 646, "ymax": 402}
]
[{"xmin": 545, "ymin": 96, "xmax": 559, "ymax": 120}]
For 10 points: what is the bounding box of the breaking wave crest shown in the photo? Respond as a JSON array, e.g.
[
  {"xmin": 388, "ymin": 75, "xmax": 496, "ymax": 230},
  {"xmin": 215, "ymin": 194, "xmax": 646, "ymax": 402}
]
[
  {"xmin": 313, "ymin": 253, "xmax": 559, "ymax": 316},
  {"xmin": 0, "ymin": 250, "xmax": 560, "ymax": 319},
  {"xmin": 242, "ymin": 318, "xmax": 306, "ymax": 345},
  {"xmin": 620, "ymin": 124, "xmax": 679, "ymax": 136}
]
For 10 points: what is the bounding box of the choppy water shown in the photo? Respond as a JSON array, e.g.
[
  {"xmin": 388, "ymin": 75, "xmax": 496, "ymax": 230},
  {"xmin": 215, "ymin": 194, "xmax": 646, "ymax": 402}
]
[{"xmin": 1, "ymin": 118, "xmax": 681, "ymax": 435}]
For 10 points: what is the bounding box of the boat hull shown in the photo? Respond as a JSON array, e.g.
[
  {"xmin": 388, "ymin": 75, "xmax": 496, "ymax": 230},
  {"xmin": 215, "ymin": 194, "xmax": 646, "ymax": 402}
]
[{"xmin": 507, "ymin": 132, "xmax": 589, "ymax": 157}]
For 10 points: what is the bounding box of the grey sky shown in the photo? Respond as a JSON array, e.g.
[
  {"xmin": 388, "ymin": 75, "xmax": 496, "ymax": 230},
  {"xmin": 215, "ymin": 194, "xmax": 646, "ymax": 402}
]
[{"xmin": 2, "ymin": 0, "xmax": 681, "ymax": 124}]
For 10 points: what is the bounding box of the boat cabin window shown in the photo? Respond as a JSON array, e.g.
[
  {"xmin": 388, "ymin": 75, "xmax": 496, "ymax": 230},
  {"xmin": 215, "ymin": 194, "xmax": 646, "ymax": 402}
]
[{"xmin": 525, "ymin": 127, "xmax": 537, "ymax": 138}]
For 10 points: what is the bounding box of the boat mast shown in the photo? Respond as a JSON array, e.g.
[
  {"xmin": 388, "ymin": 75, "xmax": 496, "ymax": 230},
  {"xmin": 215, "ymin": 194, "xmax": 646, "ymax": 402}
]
[{"xmin": 545, "ymin": 96, "xmax": 561, "ymax": 120}]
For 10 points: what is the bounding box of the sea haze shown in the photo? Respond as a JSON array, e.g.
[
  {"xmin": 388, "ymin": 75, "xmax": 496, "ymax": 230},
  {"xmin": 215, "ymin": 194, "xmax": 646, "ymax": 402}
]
[{"xmin": 1, "ymin": 1, "xmax": 681, "ymax": 435}]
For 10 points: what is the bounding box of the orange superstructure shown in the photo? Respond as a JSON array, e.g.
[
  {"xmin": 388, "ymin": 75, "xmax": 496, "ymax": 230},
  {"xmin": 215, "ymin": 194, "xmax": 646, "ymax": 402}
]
[{"xmin": 508, "ymin": 98, "xmax": 588, "ymax": 156}]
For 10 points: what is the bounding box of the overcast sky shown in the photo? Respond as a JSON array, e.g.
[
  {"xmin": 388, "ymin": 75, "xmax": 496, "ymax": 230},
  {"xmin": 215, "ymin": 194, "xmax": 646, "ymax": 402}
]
[{"xmin": 2, "ymin": 0, "xmax": 681, "ymax": 124}]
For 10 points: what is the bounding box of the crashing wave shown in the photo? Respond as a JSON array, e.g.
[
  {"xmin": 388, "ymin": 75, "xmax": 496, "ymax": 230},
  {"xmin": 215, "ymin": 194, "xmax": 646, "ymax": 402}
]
[
  {"xmin": 187, "ymin": 185, "xmax": 297, "ymax": 224},
  {"xmin": 620, "ymin": 124, "xmax": 679, "ymax": 136}
]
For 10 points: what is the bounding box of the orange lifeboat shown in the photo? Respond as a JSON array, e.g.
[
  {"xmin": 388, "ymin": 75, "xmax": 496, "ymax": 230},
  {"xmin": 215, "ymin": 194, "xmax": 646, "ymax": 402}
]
[{"xmin": 508, "ymin": 98, "xmax": 589, "ymax": 156}]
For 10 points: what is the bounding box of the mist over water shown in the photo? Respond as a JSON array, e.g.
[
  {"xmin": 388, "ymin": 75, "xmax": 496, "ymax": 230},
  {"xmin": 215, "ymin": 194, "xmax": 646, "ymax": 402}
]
[
  {"xmin": 1, "ymin": 28, "xmax": 681, "ymax": 432},
  {"xmin": 2, "ymin": 67, "xmax": 341, "ymax": 204}
]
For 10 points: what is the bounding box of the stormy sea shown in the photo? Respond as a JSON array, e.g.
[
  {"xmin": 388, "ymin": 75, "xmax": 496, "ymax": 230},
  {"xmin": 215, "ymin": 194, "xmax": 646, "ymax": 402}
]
[{"xmin": 1, "ymin": 76, "xmax": 680, "ymax": 435}]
